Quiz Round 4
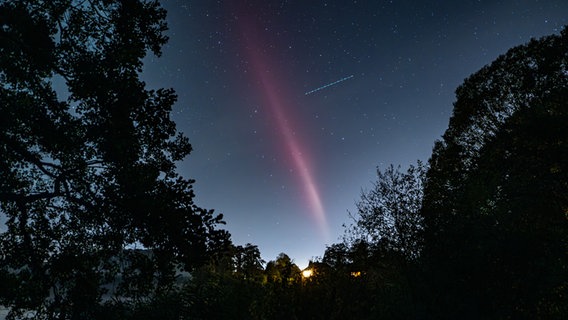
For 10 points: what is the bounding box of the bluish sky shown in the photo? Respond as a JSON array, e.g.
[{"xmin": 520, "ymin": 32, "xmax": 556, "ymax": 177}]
[{"xmin": 140, "ymin": 0, "xmax": 568, "ymax": 268}]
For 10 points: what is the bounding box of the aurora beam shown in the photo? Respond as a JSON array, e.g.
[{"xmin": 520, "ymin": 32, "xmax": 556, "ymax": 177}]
[
  {"xmin": 239, "ymin": 19, "xmax": 329, "ymax": 239},
  {"xmin": 256, "ymin": 74, "xmax": 329, "ymax": 237},
  {"xmin": 305, "ymin": 75, "xmax": 354, "ymax": 96}
]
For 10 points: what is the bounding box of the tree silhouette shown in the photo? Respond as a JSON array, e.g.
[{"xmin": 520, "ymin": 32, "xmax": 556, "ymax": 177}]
[
  {"xmin": 421, "ymin": 27, "xmax": 568, "ymax": 318},
  {"xmin": 264, "ymin": 253, "xmax": 301, "ymax": 286},
  {"xmin": 0, "ymin": 1, "xmax": 228, "ymax": 318},
  {"xmin": 346, "ymin": 161, "xmax": 426, "ymax": 260},
  {"xmin": 233, "ymin": 243, "xmax": 265, "ymax": 281}
]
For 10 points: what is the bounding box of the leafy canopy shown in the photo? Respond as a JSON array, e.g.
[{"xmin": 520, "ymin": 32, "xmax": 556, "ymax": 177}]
[
  {"xmin": 421, "ymin": 27, "xmax": 568, "ymax": 319},
  {"xmin": 0, "ymin": 0, "xmax": 228, "ymax": 318}
]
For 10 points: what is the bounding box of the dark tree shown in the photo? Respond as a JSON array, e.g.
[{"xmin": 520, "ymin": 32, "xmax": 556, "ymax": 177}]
[
  {"xmin": 233, "ymin": 243, "xmax": 265, "ymax": 281},
  {"xmin": 321, "ymin": 243, "xmax": 350, "ymax": 270},
  {"xmin": 264, "ymin": 253, "xmax": 301, "ymax": 286},
  {"xmin": 421, "ymin": 28, "xmax": 568, "ymax": 318},
  {"xmin": 316, "ymin": 240, "xmax": 417, "ymax": 320},
  {"xmin": 0, "ymin": 0, "xmax": 228, "ymax": 318},
  {"xmin": 345, "ymin": 161, "xmax": 426, "ymax": 260}
]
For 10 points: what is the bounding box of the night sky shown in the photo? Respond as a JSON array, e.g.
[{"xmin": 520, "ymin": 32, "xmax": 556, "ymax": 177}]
[{"xmin": 138, "ymin": 0, "xmax": 568, "ymax": 268}]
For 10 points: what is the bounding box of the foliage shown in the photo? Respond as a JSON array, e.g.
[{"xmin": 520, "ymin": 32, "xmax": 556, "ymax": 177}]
[
  {"xmin": 175, "ymin": 251, "xmax": 302, "ymax": 320},
  {"xmin": 233, "ymin": 243, "xmax": 265, "ymax": 281},
  {"xmin": 264, "ymin": 253, "xmax": 301, "ymax": 286},
  {"xmin": 0, "ymin": 0, "xmax": 228, "ymax": 318},
  {"xmin": 421, "ymin": 27, "xmax": 568, "ymax": 319},
  {"xmin": 346, "ymin": 161, "xmax": 426, "ymax": 260},
  {"xmin": 180, "ymin": 266, "xmax": 265, "ymax": 320}
]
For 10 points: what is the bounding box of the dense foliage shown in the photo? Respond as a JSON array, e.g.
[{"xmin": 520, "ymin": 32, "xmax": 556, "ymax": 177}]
[
  {"xmin": 0, "ymin": 1, "xmax": 228, "ymax": 319},
  {"xmin": 420, "ymin": 26, "xmax": 568, "ymax": 319},
  {"xmin": 0, "ymin": 0, "xmax": 566, "ymax": 318},
  {"xmin": 345, "ymin": 161, "xmax": 426, "ymax": 260}
]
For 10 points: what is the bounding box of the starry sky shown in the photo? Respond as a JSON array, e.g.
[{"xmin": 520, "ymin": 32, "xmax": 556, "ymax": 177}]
[{"xmin": 139, "ymin": 0, "xmax": 568, "ymax": 268}]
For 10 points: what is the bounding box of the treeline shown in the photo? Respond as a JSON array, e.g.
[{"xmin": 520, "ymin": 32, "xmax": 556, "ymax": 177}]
[{"xmin": 0, "ymin": 1, "xmax": 566, "ymax": 319}]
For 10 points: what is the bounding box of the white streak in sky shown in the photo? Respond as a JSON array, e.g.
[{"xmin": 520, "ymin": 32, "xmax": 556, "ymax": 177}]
[{"xmin": 305, "ymin": 75, "xmax": 354, "ymax": 95}]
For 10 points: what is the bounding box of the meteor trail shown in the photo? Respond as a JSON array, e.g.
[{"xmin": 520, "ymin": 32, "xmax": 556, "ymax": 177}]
[{"xmin": 305, "ymin": 75, "xmax": 354, "ymax": 95}]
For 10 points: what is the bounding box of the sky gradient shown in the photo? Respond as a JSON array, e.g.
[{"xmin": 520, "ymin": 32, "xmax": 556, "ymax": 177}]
[{"xmin": 140, "ymin": 0, "xmax": 568, "ymax": 268}]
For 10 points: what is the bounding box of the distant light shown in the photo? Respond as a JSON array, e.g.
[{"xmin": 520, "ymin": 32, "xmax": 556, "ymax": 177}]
[
  {"xmin": 302, "ymin": 269, "xmax": 313, "ymax": 278},
  {"xmin": 351, "ymin": 271, "xmax": 361, "ymax": 277}
]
